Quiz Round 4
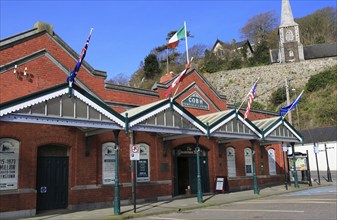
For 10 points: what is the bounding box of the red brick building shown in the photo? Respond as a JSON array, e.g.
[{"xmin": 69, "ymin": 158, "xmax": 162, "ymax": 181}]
[{"xmin": 0, "ymin": 22, "xmax": 302, "ymax": 218}]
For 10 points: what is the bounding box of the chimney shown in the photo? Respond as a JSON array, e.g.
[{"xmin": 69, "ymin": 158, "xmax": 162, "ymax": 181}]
[
  {"xmin": 34, "ymin": 21, "xmax": 54, "ymax": 35},
  {"xmin": 160, "ymin": 71, "xmax": 177, "ymax": 83}
]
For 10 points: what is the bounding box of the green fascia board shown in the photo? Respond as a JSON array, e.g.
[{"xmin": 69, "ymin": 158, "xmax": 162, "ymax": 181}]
[
  {"xmin": 0, "ymin": 83, "xmax": 125, "ymax": 122},
  {"xmin": 282, "ymin": 118, "xmax": 304, "ymax": 143},
  {"xmin": 126, "ymin": 98, "xmax": 170, "ymax": 121},
  {"xmin": 262, "ymin": 116, "xmax": 303, "ymax": 142},
  {"xmin": 207, "ymin": 109, "xmax": 237, "ymax": 130},
  {"xmin": 262, "ymin": 116, "xmax": 283, "ymax": 136},
  {"xmin": 172, "ymin": 100, "xmax": 208, "ymax": 131},
  {"xmin": 236, "ymin": 110, "xmax": 262, "ymax": 133},
  {"xmin": 72, "ymin": 84, "xmax": 125, "ymax": 122}
]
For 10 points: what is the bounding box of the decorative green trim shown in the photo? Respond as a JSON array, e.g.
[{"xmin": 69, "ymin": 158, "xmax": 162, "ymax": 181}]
[
  {"xmin": 125, "ymin": 113, "xmax": 129, "ymax": 134},
  {"xmin": 172, "ymin": 100, "xmax": 208, "ymax": 130},
  {"xmin": 206, "ymin": 122, "xmax": 210, "ymax": 138},
  {"xmin": 170, "ymin": 97, "xmax": 173, "ymax": 111},
  {"xmin": 208, "ymin": 109, "xmax": 236, "ymax": 131}
]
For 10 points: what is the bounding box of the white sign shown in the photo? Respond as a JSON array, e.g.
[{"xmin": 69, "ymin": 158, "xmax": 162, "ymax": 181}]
[
  {"xmin": 102, "ymin": 142, "xmax": 115, "ymax": 185},
  {"xmin": 216, "ymin": 177, "xmax": 224, "ymax": 191},
  {"xmin": 0, "ymin": 138, "xmax": 20, "ymax": 190},
  {"xmin": 130, "ymin": 144, "xmax": 140, "ymax": 160}
]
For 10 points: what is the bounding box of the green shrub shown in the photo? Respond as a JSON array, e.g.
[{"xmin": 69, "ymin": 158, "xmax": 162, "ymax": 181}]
[{"xmin": 306, "ymin": 66, "xmax": 337, "ymax": 92}]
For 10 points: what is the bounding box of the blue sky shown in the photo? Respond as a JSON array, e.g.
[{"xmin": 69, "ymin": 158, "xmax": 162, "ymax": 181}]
[{"xmin": 1, "ymin": 0, "xmax": 335, "ymax": 80}]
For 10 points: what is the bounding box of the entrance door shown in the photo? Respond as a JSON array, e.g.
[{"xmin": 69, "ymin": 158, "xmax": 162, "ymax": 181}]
[
  {"xmin": 174, "ymin": 145, "xmax": 210, "ymax": 195},
  {"xmin": 36, "ymin": 145, "xmax": 68, "ymax": 211}
]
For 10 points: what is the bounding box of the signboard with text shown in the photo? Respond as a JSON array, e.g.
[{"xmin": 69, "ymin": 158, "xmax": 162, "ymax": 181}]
[
  {"xmin": 0, "ymin": 138, "xmax": 19, "ymax": 190},
  {"xmin": 181, "ymin": 92, "xmax": 209, "ymax": 110},
  {"xmin": 102, "ymin": 142, "xmax": 115, "ymax": 185}
]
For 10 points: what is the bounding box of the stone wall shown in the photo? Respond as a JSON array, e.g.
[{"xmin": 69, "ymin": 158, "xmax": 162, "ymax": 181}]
[{"xmin": 204, "ymin": 57, "xmax": 337, "ymax": 105}]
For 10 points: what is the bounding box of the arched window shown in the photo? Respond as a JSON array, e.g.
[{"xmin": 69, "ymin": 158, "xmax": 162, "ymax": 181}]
[
  {"xmin": 289, "ymin": 50, "xmax": 294, "ymax": 57},
  {"xmin": 226, "ymin": 147, "xmax": 236, "ymax": 177},
  {"xmin": 244, "ymin": 148, "xmax": 253, "ymax": 176},
  {"xmin": 268, "ymin": 149, "xmax": 277, "ymax": 175},
  {"xmin": 102, "ymin": 142, "xmax": 116, "ymax": 185},
  {"xmin": 137, "ymin": 143, "xmax": 150, "ymax": 182},
  {"xmin": 286, "ymin": 30, "xmax": 294, "ymax": 41},
  {"xmin": 0, "ymin": 138, "xmax": 20, "ymax": 190}
]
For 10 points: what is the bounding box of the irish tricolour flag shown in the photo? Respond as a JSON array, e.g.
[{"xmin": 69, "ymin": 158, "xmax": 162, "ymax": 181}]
[{"xmin": 167, "ymin": 25, "xmax": 186, "ymax": 49}]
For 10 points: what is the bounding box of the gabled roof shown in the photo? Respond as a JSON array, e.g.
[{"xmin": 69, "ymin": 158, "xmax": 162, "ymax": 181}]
[
  {"xmin": 253, "ymin": 116, "xmax": 303, "ymax": 143},
  {"xmin": 198, "ymin": 109, "xmax": 261, "ymax": 139},
  {"xmin": 0, "ymin": 83, "xmax": 125, "ymax": 129},
  {"xmin": 211, "ymin": 39, "xmax": 253, "ymax": 53},
  {"xmin": 0, "ymin": 22, "xmax": 106, "ymax": 79},
  {"xmin": 121, "ymin": 98, "xmax": 208, "ymax": 135}
]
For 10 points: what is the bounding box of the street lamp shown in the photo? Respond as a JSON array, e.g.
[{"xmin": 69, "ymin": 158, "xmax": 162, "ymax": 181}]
[{"xmin": 291, "ymin": 88, "xmax": 300, "ymax": 128}]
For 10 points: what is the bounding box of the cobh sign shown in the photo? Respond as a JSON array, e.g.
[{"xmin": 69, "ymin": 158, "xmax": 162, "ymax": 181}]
[{"xmin": 182, "ymin": 92, "xmax": 209, "ymax": 110}]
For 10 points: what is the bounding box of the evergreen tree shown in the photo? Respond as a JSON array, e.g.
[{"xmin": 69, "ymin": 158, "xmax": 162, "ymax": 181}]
[{"xmin": 143, "ymin": 54, "xmax": 161, "ymax": 78}]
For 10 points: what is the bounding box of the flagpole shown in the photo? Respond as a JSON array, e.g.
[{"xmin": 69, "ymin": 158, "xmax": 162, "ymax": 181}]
[
  {"xmin": 282, "ymin": 90, "xmax": 304, "ymax": 119},
  {"xmin": 166, "ymin": 48, "xmax": 169, "ymax": 74},
  {"xmin": 238, "ymin": 78, "xmax": 260, "ymax": 111},
  {"xmin": 184, "ymin": 21, "xmax": 189, "ymax": 64}
]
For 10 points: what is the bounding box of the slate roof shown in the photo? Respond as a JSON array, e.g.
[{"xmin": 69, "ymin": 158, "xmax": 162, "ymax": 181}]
[
  {"xmin": 270, "ymin": 42, "xmax": 337, "ymax": 63},
  {"xmin": 299, "ymin": 126, "xmax": 337, "ymax": 144},
  {"xmin": 211, "ymin": 39, "xmax": 253, "ymax": 52},
  {"xmin": 303, "ymin": 43, "xmax": 337, "ymax": 60}
]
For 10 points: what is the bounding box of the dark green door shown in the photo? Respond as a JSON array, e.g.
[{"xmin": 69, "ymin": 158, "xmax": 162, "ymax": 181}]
[
  {"xmin": 189, "ymin": 157, "xmax": 210, "ymax": 194},
  {"xmin": 36, "ymin": 157, "xmax": 68, "ymax": 211}
]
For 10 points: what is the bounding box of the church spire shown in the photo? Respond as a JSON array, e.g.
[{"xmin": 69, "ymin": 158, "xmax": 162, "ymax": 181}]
[{"xmin": 280, "ymin": 0, "xmax": 297, "ymax": 27}]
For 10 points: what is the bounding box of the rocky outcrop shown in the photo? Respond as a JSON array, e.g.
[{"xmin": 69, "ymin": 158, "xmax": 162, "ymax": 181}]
[{"xmin": 204, "ymin": 57, "xmax": 337, "ymax": 105}]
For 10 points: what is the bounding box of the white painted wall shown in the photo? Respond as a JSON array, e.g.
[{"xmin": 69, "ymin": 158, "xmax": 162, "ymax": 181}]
[{"xmin": 294, "ymin": 141, "xmax": 337, "ymax": 171}]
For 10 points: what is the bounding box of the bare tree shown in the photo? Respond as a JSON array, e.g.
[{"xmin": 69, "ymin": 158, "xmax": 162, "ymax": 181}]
[
  {"xmin": 240, "ymin": 11, "xmax": 278, "ymax": 43},
  {"xmin": 106, "ymin": 73, "xmax": 130, "ymax": 86}
]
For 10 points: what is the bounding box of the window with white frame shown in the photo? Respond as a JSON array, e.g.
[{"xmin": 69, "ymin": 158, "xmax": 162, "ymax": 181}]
[
  {"xmin": 289, "ymin": 50, "xmax": 294, "ymax": 57},
  {"xmin": 286, "ymin": 30, "xmax": 294, "ymax": 41},
  {"xmin": 226, "ymin": 147, "xmax": 236, "ymax": 177},
  {"xmin": 268, "ymin": 148, "xmax": 277, "ymax": 175},
  {"xmin": 136, "ymin": 143, "xmax": 150, "ymax": 182},
  {"xmin": 102, "ymin": 142, "xmax": 116, "ymax": 185},
  {"xmin": 244, "ymin": 147, "xmax": 253, "ymax": 176}
]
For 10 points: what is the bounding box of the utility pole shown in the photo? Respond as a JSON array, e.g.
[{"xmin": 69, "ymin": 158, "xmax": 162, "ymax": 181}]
[
  {"xmin": 285, "ymin": 78, "xmax": 292, "ymax": 124},
  {"xmin": 325, "ymin": 144, "xmax": 332, "ymax": 182},
  {"xmin": 314, "ymin": 143, "xmax": 321, "ymax": 185},
  {"xmin": 291, "ymin": 88, "xmax": 300, "ymax": 128}
]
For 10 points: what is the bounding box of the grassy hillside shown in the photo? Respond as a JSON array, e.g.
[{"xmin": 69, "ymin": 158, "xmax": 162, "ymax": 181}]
[{"xmin": 295, "ymin": 65, "xmax": 337, "ymax": 129}]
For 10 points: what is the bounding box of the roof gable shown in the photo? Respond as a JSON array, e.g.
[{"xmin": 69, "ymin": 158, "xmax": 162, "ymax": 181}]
[
  {"xmin": 122, "ymin": 98, "xmax": 207, "ymax": 135},
  {"xmin": 0, "ymin": 83, "xmax": 125, "ymax": 128},
  {"xmin": 253, "ymin": 117, "xmax": 303, "ymax": 143}
]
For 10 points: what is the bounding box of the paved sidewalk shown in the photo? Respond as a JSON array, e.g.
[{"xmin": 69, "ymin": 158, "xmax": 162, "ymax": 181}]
[{"xmin": 18, "ymin": 181, "xmax": 335, "ymax": 220}]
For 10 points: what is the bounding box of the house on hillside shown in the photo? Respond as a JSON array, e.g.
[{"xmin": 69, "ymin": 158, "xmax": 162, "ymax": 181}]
[{"xmin": 211, "ymin": 39, "xmax": 254, "ymax": 59}]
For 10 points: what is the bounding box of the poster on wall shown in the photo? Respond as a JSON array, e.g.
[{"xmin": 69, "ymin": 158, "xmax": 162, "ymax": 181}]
[
  {"xmin": 136, "ymin": 144, "xmax": 150, "ymax": 182},
  {"xmin": 102, "ymin": 142, "xmax": 115, "ymax": 185},
  {"xmin": 0, "ymin": 138, "xmax": 20, "ymax": 190}
]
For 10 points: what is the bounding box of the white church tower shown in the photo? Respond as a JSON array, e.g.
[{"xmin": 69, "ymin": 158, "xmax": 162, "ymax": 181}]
[{"xmin": 279, "ymin": 0, "xmax": 304, "ymax": 62}]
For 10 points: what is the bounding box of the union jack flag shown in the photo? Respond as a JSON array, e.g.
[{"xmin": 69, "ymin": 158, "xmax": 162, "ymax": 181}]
[{"xmin": 244, "ymin": 83, "xmax": 257, "ymax": 120}]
